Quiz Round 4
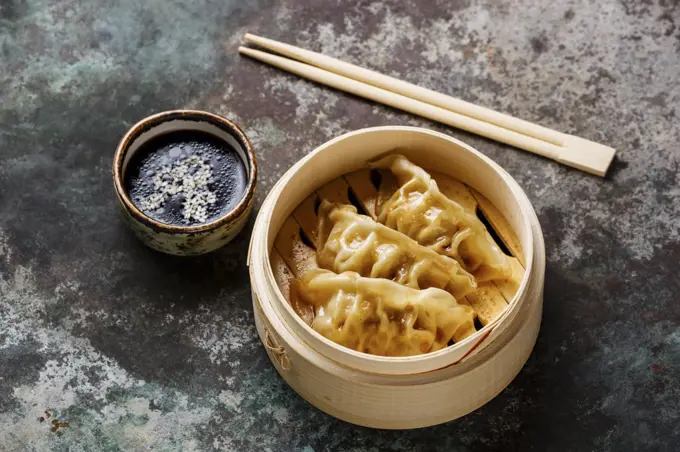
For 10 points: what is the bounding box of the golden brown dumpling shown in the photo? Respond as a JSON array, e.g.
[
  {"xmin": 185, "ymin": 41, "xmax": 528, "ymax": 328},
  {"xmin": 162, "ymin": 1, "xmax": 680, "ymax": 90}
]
[
  {"xmin": 291, "ymin": 269, "xmax": 476, "ymax": 356},
  {"xmin": 316, "ymin": 201, "xmax": 476, "ymax": 300},
  {"xmin": 370, "ymin": 154, "xmax": 511, "ymax": 281}
]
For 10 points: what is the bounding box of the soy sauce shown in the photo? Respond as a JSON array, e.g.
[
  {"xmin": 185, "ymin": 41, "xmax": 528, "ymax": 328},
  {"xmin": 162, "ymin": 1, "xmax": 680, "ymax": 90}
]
[{"xmin": 124, "ymin": 131, "xmax": 247, "ymax": 226}]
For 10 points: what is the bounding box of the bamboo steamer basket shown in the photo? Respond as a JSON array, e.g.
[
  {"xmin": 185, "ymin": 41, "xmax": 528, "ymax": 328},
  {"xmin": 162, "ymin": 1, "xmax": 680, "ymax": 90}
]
[{"xmin": 248, "ymin": 126, "xmax": 545, "ymax": 429}]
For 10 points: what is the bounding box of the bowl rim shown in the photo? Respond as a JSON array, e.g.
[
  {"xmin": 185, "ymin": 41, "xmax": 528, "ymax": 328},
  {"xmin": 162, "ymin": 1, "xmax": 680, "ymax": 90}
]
[
  {"xmin": 251, "ymin": 126, "xmax": 537, "ymax": 374},
  {"xmin": 112, "ymin": 109, "xmax": 258, "ymax": 233}
]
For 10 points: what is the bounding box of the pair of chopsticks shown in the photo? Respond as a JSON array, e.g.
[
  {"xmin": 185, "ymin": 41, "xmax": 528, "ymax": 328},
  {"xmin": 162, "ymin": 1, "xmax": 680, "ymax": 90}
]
[{"xmin": 239, "ymin": 34, "xmax": 616, "ymax": 177}]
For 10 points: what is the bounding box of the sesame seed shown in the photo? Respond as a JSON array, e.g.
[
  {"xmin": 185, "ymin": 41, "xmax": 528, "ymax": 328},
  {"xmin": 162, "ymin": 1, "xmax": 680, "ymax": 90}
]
[{"xmin": 139, "ymin": 155, "xmax": 217, "ymax": 223}]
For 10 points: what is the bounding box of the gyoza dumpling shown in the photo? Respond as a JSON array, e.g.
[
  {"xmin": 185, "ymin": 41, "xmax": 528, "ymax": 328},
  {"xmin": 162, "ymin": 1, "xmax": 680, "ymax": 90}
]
[
  {"xmin": 316, "ymin": 201, "xmax": 476, "ymax": 300},
  {"xmin": 291, "ymin": 269, "xmax": 476, "ymax": 356},
  {"xmin": 370, "ymin": 155, "xmax": 511, "ymax": 281}
]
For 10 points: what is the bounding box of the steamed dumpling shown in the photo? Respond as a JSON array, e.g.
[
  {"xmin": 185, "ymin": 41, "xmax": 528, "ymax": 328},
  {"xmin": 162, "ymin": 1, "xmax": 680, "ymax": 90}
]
[
  {"xmin": 316, "ymin": 201, "xmax": 476, "ymax": 300},
  {"xmin": 291, "ymin": 269, "xmax": 476, "ymax": 356},
  {"xmin": 370, "ymin": 154, "xmax": 511, "ymax": 281}
]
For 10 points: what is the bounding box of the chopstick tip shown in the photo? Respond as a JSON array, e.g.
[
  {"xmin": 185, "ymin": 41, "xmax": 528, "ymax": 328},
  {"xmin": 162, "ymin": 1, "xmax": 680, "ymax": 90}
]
[
  {"xmin": 238, "ymin": 46, "xmax": 264, "ymax": 59},
  {"xmin": 244, "ymin": 33, "xmax": 264, "ymax": 45}
]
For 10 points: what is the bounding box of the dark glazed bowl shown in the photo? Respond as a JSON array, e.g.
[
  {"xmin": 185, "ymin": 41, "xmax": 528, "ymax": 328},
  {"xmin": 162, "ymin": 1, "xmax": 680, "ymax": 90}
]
[{"xmin": 113, "ymin": 110, "xmax": 257, "ymax": 256}]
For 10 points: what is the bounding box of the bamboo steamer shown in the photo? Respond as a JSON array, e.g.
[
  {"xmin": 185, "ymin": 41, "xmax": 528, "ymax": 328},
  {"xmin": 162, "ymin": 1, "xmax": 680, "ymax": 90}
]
[{"xmin": 248, "ymin": 126, "xmax": 545, "ymax": 429}]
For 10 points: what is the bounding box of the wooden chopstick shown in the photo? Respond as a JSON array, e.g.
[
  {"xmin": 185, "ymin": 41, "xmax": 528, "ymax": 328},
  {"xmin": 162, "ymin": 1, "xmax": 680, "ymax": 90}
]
[
  {"xmin": 239, "ymin": 47, "xmax": 568, "ymax": 160},
  {"xmin": 244, "ymin": 34, "xmax": 564, "ymax": 146},
  {"xmin": 240, "ymin": 34, "xmax": 616, "ymax": 177}
]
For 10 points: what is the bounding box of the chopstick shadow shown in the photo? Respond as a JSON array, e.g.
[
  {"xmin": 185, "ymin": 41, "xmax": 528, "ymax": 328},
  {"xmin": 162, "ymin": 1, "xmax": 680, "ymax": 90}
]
[{"xmin": 604, "ymin": 154, "xmax": 628, "ymax": 180}]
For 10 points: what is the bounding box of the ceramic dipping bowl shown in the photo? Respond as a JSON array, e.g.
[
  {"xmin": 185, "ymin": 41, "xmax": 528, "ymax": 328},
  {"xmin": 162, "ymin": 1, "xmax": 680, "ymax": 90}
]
[{"xmin": 113, "ymin": 110, "xmax": 257, "ymax": 256}]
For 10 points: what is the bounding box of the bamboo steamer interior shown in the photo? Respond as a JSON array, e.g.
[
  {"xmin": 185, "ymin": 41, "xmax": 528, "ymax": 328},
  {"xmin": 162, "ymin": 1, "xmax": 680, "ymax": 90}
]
[{"xmin": 248, "ymin": 126, "xmax": 545, "ymax": 429}]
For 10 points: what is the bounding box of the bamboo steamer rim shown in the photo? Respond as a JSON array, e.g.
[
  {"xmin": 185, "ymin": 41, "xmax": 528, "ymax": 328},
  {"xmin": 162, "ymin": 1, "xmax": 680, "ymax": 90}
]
[{"xmin": 249, "ymin": 126, "xmax": 537, "ymax": 376}]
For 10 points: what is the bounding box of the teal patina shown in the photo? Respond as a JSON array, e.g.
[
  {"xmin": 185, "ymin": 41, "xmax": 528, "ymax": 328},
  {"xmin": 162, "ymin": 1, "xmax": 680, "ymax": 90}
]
[{"xmin": 1, "ymin": 0, "xmax": 679, "ymax": 450}]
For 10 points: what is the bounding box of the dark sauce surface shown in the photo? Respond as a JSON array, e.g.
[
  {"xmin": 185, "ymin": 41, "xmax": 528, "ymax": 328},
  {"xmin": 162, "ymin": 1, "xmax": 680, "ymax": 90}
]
[{"xmin": 124, "ymin": 130, "xmax": 247, "ymax": 226}]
